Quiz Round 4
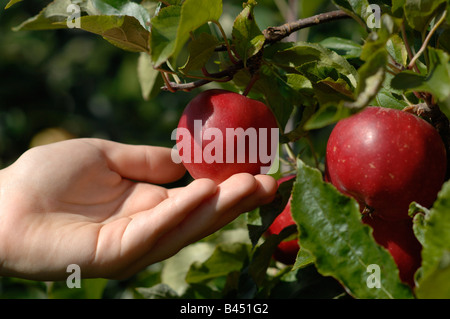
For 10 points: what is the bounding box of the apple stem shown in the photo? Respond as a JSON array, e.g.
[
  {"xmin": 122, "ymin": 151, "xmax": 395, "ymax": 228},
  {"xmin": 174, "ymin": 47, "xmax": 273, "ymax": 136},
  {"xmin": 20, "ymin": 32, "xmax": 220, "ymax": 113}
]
[{"xmin": 361, "ymin": 205, "xmax": 375, "ymax": 217}]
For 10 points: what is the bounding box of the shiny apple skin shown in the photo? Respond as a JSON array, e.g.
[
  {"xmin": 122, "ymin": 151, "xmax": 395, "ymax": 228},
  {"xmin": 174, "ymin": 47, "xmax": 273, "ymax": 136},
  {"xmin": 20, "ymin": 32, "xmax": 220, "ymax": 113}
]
[
  {"xmin": 326, "ymin": 107, "xmax": 447, "ymax": 220},
  {"xmin": 176, "ymin": 89, "xmax": 279, "ymax": 183}
]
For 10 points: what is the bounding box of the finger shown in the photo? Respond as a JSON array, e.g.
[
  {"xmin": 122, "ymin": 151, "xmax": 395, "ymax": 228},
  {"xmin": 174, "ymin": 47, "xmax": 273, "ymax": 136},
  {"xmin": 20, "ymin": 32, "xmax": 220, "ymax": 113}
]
[
  {"xmin": 120, "ymin": 174, "xmax": 277, "ymax": 276},
  {"xmin": 87, "ymin": 138, "xmax": 186, "ymax": 184},
  {"xmin": 202, "ymin": 174, "xmax": 278, "ymax": 238},
  {"xmin": 117, "ymin": 178, "xmax": 217, "ymax": 264},
  {"xmin": 180, "ymin": 174, "xmax": 278, "ymax": 244}
]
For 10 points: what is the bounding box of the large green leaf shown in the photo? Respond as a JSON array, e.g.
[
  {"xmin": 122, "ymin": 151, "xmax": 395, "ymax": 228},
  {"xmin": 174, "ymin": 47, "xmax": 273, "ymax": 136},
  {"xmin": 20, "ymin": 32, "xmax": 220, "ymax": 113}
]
[
  {"xmin": 13, "ymin": 0, "xmax": 150, "ymax": 53},
  {"xmin": 291, "ymin": 159, "xmax": 414, "ymax": 299}
]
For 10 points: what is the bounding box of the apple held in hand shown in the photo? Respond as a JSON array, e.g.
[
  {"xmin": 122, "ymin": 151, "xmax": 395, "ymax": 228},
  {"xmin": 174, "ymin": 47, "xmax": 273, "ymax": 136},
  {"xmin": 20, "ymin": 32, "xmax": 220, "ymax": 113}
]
[
  {"xmin": 326, "ymin": 107, "xmax": 447, "ymax": 220},
  {"xmin": 266, "ymin": 175, "xmax": 299, "ymax": 265},
  {"xmin": 175, "ymin": 89, "xmax": 279, "ymax": 183},
  {"xmin": 362, "ymin": 214, "xmax": 422, "ymax": 288}
]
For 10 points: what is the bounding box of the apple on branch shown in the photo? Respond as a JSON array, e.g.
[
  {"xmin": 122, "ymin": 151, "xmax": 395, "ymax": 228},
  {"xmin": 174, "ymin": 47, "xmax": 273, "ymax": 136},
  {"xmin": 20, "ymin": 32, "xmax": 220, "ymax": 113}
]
[
  {"xmin": 174, "ymin": 89, "xmax": 279, "ymax": 184},
  {"xmin": 325, "ymin": 106, "xmax": 447, "ymax": 221}
]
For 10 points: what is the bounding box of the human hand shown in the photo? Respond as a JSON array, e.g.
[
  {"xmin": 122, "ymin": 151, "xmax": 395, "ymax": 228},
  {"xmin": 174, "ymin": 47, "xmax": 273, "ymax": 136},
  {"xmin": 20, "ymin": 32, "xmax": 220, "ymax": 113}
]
[{"xmin": 0, "ymin": 138, "xmax": 277, "ymax": 281}]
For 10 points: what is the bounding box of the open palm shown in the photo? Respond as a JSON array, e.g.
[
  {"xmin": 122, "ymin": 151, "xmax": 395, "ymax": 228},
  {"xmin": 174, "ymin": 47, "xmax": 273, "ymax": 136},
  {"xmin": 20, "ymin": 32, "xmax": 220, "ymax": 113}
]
[{"xmin": 0, "ymin": 138, "xmax": 277, "ymax": 281}]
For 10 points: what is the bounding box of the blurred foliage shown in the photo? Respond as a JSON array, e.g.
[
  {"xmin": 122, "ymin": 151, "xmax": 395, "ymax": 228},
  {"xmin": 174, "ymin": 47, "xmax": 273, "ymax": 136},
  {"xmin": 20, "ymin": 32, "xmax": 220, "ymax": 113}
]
[{"xmin": 0, "ymin": 0, "xmax": 362, "ymax": 298}]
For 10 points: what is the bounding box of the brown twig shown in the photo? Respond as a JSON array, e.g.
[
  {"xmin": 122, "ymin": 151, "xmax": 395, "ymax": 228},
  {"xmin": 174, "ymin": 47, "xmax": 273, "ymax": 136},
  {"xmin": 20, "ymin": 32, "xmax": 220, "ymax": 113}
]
[
  {"xmin": 262, "ymin": 10, "xmax": 350, "ymax": 44},
  {"xmin": 161, "ymin": 9, "xmax": 351, "ymax": 91}
]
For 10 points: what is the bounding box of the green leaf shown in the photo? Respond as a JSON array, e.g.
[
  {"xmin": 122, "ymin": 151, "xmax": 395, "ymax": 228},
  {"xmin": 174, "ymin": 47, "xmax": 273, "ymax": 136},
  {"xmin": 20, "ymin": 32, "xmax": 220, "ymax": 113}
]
[
  {"xmin": 344, "ymin": 48, "xmax": 387, "ymax": 109},
  {"xmin": 418, "ymin": 181, "xmax": 450, "ymax": 284},
  {"xmin": 48, "ymin": 278, "xmax": 109, "ymax": 299},
  {"xmin": 291, "ymin": 159, "xmax": 414, "ymax": 299},
  {"xmin": 409, "ymin": 202, "xmax": 429, "ymax": 246},
  {"xmin": 232, "ymin": 0, "xmax": 265, "ymax": 63},
  {"xmin": 13, "ymin": 0, "xmax": 75, "ymax": 31},
  {"xmin": 403, "ymin": 0, "xmax": 447, "ymax": 32},
  {"xmin": 180, "ymin": 33, "xmax": 219, "ymax": 73},
  {"xmin": 282, "ymin": 102, "xmax": 315, "ymax": 142},
  {"xmin": 249, "ymin": 225, "xmax": 297, "ymax": 286},
  {"xmin": 319, "ymin": 37, "xmax": 363, "ymax": 59},
  {"xmin": 386, "ymin": 34, "xmax": 408, "ymax": 66},
  {"xmin": 360, "ymin": 14, "xmax": 401, "ymax": 62},
  {"xmin": 91, "ymin": 0, "xmax": 151, "ymax": 30},
  {"xmin": 185, "ymin": 242, "xmax": 251, "ymax": 284},
  {"xmin": 332, "ymin": 0, "xmax": 371, "ymax": 28},
  {"xmin": 391, "ymin": 48, "xmax": 450, "ymax": 116},
  {"xmin": 172, "ymin": 0, "xmax": 222, "ymax": 64},
  {"xmin": 12, "ymin": 0, "xmax": 150, "ymax": 53},
  {"xmin": 293, "ymin": 249, "xmax": 315, "ymax": 270},
  {"xmin": 160, "ymin": 242, "xmax": 215, "ymax": 295},
  {"xmin": 137, "ymin": 52, "xmax": 161, "ymax": 100},
  {"xmin": 272, "ymin": 42, "xmax": 358, "ymax": 90},
  {"xmin": 304, "ymin": 101, "xmax": 352, "ymax": 130},
  {"xmin": 246, "ymin": 176, "xmax": 294, "ymax": 247},
  {"xmin": 150, "ymin": 5, "xmax": 181, "ymax": 66},
  {"xmin": 75, "ymin": 15, "xmax": 150, "ymax": 52},
  {"xmin": 373, "ymin": 87, "xmax": 408, "ymax": 110},
  {"xmin": 416, "ymin": 251, "xmax": 450, "ymax": 299},
  {"xmin": 304, "ymin": 48, "xmax": 387, "ymax": 129},
  {"xmin": 4, "ymin": 0, "xmax": 23, "ymax": 9},
  {"xmin": 392, "ymin": 0, "xmax": 405, "ymax": 16},
  {"xmin": 438, "ymin": 29, "xmax": 450, "ymax": 54},
  {"xmin": 150, "ymin": 0, "xmax": 222, "ymax": 67}
]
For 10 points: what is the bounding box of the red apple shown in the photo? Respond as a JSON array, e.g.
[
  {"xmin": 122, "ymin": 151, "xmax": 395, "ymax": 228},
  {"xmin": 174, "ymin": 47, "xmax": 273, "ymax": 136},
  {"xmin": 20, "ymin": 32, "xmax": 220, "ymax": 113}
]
[
  {"xmin": 266, "ymin": 175, "xmax": 299, "ymax": 265},
  {"xmin": 176, "ymin": 89, "xmax": 279, "ymax": 183},
  {"xmin": 326, "ymin": 106, "xmax": 447, "ymax": 220},
  {"xmin": 362, "ymin": 214, "xmax": 422, "ymax": 288}
]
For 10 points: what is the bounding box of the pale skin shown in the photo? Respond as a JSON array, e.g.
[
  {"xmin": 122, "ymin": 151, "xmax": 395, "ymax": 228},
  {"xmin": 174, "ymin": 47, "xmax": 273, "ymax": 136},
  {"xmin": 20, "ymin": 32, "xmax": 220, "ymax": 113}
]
[{"xmin": 0, "ymin": 138, "xmax": 277, "ymax": 281}]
